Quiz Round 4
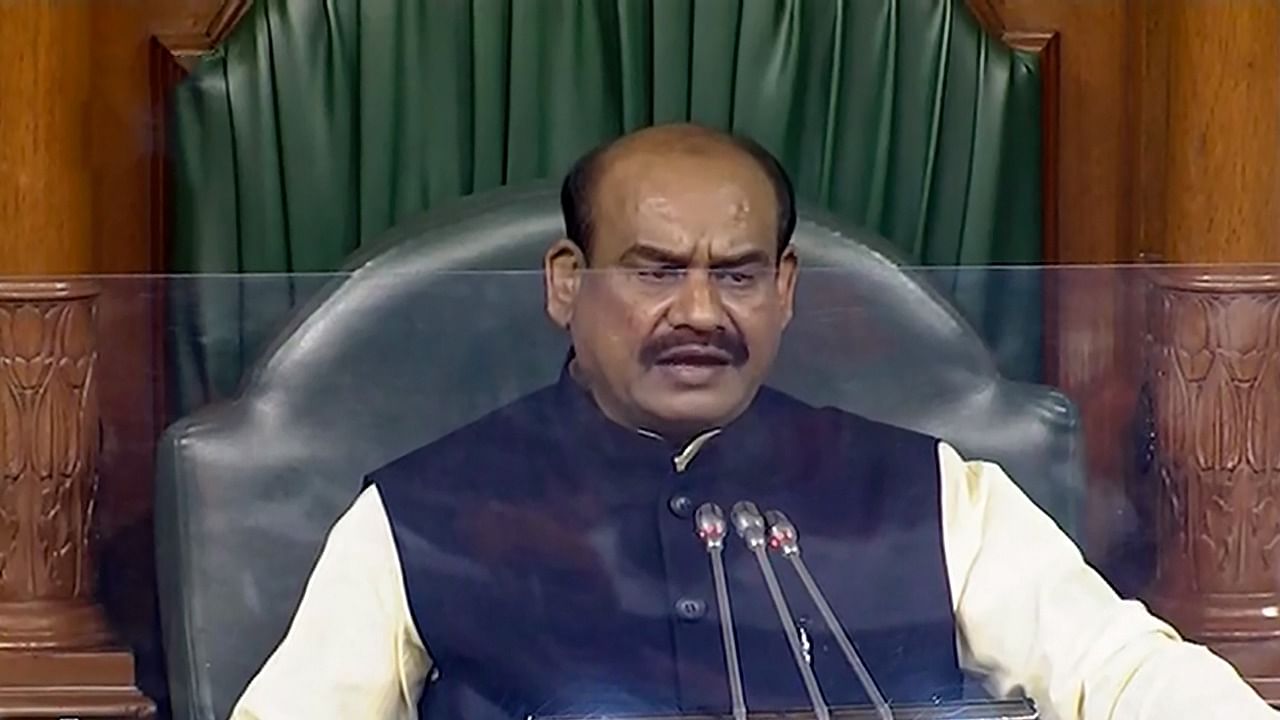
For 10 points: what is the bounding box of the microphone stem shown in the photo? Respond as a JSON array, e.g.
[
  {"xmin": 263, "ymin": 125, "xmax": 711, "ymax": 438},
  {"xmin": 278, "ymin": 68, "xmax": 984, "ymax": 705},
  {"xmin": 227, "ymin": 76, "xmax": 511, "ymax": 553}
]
[
  {"xmin": 751, "ymin": 546, "xmax": 830, "ymax": 720},
  {"xmin": 708, "ymin": 547, "xmax": 748, "ymax": 720},
  {"xmin": 788, "ymin": 555, "xmax": 894, "ymax": 720}
]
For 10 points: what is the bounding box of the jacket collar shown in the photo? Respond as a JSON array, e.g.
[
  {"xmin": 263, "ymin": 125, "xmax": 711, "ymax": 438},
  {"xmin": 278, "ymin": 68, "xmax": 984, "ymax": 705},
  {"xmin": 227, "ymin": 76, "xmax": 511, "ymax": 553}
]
[{"xmin": 549, "ymin": 357, "xmax": 783, "ymax": 479}]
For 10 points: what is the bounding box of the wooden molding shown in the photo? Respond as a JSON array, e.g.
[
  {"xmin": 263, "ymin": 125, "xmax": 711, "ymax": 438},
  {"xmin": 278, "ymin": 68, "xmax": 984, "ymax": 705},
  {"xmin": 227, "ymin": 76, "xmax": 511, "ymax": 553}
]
[
  {"xmin": 965, "ymin": 0, "xmax": 1006, "ymax": 36},
  {"xmin": 1013, "ymin": 30, "xmax": 1063, "ymax": 395},
  {"xmin": 1009, "ymin": 31, "xmax": 1060, "ymax": 267},
  {"xmin": 1002, "ymin": 30, "xmax": 1055, "ymax": 54},
  {"xmin": 148, "ymin": 39, "xmax": 188, "ymax": 276},
  {"xmin": 1126, "ymin": 0, "xmax": 1170, "ymax": 264},
  {"xmin": 0, "ymin": 648, "xmax": 153, "ymax": 717},
  {"xmin": 152, "ymin": 0, "xmax": 251, "ymax": 69}
]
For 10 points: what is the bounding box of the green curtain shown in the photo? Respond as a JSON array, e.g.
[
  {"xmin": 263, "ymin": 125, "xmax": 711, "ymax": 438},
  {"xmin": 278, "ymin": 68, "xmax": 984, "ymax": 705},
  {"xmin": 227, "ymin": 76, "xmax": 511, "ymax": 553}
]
[{"xmin": 170, "ymin": 0, "xmax": 1043, "ymax": 418}]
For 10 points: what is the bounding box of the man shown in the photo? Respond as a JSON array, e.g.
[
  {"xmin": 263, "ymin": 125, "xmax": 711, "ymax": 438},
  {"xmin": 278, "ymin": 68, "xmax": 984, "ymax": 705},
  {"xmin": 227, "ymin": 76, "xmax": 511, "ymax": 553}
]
[{"xmin": 232, "ymin": 124, "xmax": 1275, "ymax": 719}]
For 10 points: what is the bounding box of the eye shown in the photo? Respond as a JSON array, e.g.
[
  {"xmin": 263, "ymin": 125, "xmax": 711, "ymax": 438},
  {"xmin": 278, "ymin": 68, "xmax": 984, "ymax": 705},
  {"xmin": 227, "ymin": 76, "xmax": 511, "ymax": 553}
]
[
  {"xmin": 713, "ymin": 269, "xmax": 759, "ymax": 286},
  {"xmin": 637, "ymin": 267, "xmax": 682, "ymax": 283}
]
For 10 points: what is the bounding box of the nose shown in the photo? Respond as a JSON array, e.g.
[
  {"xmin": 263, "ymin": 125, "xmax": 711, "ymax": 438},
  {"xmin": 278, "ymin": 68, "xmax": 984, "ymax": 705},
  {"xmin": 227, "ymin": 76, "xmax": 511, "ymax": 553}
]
[{"xmin": 667, "ymin": 269, "xmax": 727, "ymax": 332}]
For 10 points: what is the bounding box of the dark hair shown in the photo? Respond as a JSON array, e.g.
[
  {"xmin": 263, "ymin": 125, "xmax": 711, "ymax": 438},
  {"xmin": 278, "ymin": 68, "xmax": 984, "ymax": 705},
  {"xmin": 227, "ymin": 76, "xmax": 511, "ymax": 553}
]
[{"xmin": 560, "ymin": 130, "xmax": 797, "ymax": 261}]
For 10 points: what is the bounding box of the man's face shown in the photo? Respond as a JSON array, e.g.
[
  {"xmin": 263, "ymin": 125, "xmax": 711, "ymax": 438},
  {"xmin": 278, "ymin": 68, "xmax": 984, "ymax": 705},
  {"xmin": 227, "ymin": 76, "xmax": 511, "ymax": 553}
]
[{"xmin": 545, "ymin": 146, "xmax": 798, "ymax": 438}]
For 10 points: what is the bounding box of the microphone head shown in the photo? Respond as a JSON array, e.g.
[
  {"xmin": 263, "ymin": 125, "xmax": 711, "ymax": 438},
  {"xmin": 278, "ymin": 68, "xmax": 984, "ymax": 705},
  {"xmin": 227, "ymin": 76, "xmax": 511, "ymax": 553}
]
[
  {"xmin": 731, "ymin": 501, "xmax": 766, "ymax": 549},
  {"xmin": 765, "ymin": 509, "xmax": 800, "ymax": 555},
  {"xmin": 695, "ymin": 503, "xmax": 727, "ymax": 549}
]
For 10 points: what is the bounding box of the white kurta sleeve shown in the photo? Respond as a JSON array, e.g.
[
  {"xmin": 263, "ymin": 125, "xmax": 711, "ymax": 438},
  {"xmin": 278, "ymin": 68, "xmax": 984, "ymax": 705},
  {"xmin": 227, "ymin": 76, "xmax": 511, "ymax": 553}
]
[
  {"xmin": 937, "ymin": 441, "xmax": 1276, "ymax": 720},
  {"xmin": 231, "ymin": 485, "xmax": 432, "ymax": 720}
]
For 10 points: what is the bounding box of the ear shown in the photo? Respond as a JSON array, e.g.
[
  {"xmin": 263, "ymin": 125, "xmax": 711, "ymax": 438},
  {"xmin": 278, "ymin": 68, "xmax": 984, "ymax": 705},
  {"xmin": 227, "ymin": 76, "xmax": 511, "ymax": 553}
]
[
  {"xmin": 544, "ymin": 238, "xmax": 586, "ymax": 329},
  {"xmin": 776, "ymin": 245, "xmax": 799, "ymax": 327}
]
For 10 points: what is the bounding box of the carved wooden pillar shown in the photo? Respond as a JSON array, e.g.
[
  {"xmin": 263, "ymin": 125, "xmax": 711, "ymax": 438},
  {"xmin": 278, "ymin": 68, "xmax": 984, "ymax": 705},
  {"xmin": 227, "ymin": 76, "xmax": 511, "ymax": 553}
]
[
  {"xmin": 0, "ymin": 283, "xmax": 151, "ymax": 717},
  {"xmin": 0, "ymin": 0, "xmax": 153, "ymax": 716},
  {"xmin": 1148, "ymin": 272, "xmax": 1280, "ymax": 698},
  {"xmin": 1144, "ymin": 0, "xmax": 1280, "ymax": 702},
  {"xmin": 0, "ymin": 284, "xmax": 106, "ymax": 644}
]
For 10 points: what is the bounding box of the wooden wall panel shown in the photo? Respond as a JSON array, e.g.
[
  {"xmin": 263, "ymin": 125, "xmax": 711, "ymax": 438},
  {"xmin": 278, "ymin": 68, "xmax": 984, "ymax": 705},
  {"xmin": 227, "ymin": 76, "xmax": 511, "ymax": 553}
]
[
  {"xmin": 91, "ymin": 0, "xmax": 155, "ymax": 275},
  {"xmin": 0, "ymin": 2, "xmax": 94, "ymax": 274},
  {"xmin": 1161, "ymin": 0, "xmax": 1280, "ymax": 264}
]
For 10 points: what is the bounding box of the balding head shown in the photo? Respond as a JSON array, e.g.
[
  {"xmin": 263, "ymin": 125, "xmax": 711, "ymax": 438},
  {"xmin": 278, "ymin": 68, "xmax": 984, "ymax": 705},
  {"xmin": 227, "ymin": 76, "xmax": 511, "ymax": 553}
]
[
  {"xmin": 561, "ymin": 124, "xmax": 796, "ymax": 263},
  {"xmin": 544, "ymin": 123, "xmax": 800, "ymax": 440}
]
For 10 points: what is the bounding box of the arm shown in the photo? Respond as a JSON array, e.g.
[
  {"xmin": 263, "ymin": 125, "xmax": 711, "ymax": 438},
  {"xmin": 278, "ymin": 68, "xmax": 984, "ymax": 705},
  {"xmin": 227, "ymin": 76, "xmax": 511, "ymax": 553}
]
[
  {"xmin": 231, "ymin": 485, "xmax": 432, "ymax": 720},
  {"xmin": 938, "ymin": 442, "xmax": 1276, "ymax": 720}
]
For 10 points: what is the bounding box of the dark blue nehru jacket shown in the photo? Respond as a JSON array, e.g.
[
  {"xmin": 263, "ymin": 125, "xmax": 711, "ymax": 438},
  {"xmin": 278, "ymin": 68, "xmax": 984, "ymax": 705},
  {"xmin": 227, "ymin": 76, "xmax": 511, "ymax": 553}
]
[{"xmin": 369, "ymin": 371, "xmax": 963, "ymax": 719}]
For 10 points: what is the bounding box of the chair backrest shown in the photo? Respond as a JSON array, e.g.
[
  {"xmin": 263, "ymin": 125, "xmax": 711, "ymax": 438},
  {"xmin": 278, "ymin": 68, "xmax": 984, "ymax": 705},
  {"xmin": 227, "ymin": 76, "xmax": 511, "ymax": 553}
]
[{"xmin": 155, "ymin": 182, "xmax": 1081, "ymax": 720}]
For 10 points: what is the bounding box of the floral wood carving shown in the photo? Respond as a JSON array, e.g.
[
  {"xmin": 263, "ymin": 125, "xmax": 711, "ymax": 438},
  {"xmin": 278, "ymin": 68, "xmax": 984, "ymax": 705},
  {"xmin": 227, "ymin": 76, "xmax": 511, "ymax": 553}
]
[
  {"xmin": 1147, "ymin": 270, "xmax": 1280, "ymax": 651},
  {"xmin": 0, "ymin": 282, "xmax": 111, "ymax": 649}
]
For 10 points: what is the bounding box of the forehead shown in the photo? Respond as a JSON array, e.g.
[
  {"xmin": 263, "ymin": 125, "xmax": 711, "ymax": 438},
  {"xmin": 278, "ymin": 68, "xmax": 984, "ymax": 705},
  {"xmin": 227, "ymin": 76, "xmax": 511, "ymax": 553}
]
[{"xmin": 589, "ymin": 149, "xmax": 778, "ymax": 260}]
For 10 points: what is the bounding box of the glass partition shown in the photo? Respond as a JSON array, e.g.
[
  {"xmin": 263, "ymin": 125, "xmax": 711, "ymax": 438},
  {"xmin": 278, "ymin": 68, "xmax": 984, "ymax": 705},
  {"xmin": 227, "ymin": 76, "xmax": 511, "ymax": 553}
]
[{"xmin": 14, "ymin": 264, "xmax": 1272, "ymax": 719}]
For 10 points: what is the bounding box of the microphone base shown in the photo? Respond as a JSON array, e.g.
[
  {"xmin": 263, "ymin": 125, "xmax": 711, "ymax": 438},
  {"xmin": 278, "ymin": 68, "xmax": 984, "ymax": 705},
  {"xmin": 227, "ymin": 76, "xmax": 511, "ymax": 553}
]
[{"xmin": 541, "ymin": 698, "xmax": 1037, "ymax": 719}]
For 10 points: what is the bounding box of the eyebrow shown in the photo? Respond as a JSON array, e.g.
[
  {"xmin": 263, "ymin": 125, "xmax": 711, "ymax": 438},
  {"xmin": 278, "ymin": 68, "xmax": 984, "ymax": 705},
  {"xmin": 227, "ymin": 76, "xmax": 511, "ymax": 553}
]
[{"xmin": 617, "ymin": 243, "xmax": 772, "ymax": 268}]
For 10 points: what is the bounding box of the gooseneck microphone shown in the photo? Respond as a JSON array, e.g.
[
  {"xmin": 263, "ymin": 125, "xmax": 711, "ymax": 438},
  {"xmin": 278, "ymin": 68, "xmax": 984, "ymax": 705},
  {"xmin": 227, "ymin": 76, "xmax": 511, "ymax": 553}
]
[
  {"xmin": 765, "ymin": 509, "xmax": 894, "ymax": 720},
  {"xmin": 731, "ymin": 501, "xmax": 831, "ymax": 720},
  {"xmin": 695, "ymin": 503, "xmax": 748, "ymax": 720}
]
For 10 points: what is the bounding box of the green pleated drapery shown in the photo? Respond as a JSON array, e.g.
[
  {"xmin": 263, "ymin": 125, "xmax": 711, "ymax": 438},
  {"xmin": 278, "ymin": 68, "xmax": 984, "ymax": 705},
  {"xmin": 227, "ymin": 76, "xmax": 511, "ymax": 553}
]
[{"xmin": 170, "ymin": 0, "xmax": 1043, "ymax": 417}]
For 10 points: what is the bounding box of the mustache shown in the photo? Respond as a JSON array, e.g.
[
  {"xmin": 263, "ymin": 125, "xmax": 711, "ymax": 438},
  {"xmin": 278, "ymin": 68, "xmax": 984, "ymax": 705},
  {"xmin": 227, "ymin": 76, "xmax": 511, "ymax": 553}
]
[{"xmin": 639, "ymin": 328, "xmax": 749, "ymax": 367}]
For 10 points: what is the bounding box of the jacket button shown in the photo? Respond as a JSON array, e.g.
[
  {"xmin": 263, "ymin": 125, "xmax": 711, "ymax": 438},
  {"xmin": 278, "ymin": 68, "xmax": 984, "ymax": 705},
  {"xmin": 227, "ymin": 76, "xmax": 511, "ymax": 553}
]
[
  {"xmin": 675, "ymin": 597, "xmax": 707, "ymax": 621},
  {"xmin": 668, "ymin": 495, "xmax": 694, "ymax": 518}
]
